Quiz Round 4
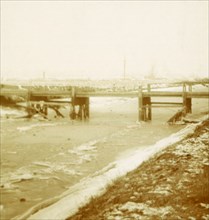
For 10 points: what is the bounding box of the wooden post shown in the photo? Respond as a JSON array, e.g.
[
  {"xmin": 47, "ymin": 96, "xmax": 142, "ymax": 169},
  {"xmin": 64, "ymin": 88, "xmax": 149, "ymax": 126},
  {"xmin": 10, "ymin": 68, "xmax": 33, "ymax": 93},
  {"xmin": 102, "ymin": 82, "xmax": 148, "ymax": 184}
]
[
  {"xmin": 142, "ymin": 97, "xmax": 148, "ymax": 121},
  {"xmin": 43, "ymin": 105, "xmax": 48, "ymax": 116},
  {"xmin": 85, "ymin": 97, "xmax": 90, "ymax": 119},
  {"xmin": 138, "ymin": 86, "xmax": 144, "ymax": 121},
  {"xmin": 27, "ymin": 89, "xmax": 32, "ymax": 117},
  {"xmin": 189, "ymin": 84, "xmax": 192, "ymax": 92},
  {"xmin": 183, "ymin": 83, "xmax": 192, "ymax": 114},
  {"xmin": 182, "ymin": 83, "xmax": 187, "ymax": 115},
  {"xmin": 78, "ymin": 105, "xmax": 82, "ymax": 120},
  {"xmin": 186, "ymin": 98, "xmax": 192, "ymax": 113},
  {"xmin": 71, "ymin": 86, "xmax": 75, "ymax": 104},
  {"xmin": 147, "ymin": 84, "xmax": 152, "ymax": 120},
  {"xmin": 70, "ymin": 86, "xmax": 76, "ymax": 119},
  {"xmin": 27, "ymin": 89, "xmax": 31, "ymax": 108},
  {"xmin": 187, "ymin": 84, "xmax": 192, "ymax": 113}
]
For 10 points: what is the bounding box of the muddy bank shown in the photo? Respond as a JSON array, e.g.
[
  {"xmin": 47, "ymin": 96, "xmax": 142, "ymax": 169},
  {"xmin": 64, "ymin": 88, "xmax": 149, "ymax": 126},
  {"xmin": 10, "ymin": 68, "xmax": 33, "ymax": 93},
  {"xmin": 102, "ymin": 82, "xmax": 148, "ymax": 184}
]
[{"xmin": 68, "ymin": 119, "xmax": 209, "ymax": 220}]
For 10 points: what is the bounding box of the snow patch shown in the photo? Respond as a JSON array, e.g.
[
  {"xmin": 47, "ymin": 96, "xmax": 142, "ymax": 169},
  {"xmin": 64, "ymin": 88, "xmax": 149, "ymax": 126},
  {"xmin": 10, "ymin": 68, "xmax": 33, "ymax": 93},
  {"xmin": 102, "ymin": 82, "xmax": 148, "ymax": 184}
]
[{"xmin": 118, "ymin": 202, "xmax": 174, "ymax": 217}]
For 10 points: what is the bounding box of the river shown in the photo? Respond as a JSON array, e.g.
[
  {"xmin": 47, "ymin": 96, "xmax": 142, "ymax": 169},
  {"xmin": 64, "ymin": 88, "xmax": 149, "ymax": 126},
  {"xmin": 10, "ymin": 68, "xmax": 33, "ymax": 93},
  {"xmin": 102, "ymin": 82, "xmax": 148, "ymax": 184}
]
[{"xmin": 0, "ymin": 88, "xmax": 208, "ymax": 219}]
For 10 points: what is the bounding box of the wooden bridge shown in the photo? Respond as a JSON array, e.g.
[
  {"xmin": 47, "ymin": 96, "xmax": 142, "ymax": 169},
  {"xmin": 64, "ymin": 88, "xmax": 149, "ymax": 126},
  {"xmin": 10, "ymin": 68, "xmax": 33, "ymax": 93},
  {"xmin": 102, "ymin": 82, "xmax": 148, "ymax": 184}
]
[{"xmin": 1, "ymin": 82, "xmax": 209, "ymax": 122}]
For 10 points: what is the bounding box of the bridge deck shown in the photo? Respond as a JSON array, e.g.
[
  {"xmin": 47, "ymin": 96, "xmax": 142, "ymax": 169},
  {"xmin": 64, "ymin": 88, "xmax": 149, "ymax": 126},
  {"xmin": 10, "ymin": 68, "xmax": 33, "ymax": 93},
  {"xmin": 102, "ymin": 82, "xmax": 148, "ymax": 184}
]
[{"xmin": 1, "ymin": 89, "xmax": 208, "ymax": 99}]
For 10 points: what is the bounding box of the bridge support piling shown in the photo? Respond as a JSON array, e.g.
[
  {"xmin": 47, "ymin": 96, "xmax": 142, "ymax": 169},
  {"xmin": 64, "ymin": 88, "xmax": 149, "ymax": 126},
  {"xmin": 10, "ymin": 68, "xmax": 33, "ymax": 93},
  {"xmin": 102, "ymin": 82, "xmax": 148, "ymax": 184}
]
[
  {"xmin": 70, "ymin": 87, "xmax": 76, "ymax": 119},
  {"xmin": 78, "ymin": 105, "xmax": 83, "ymax": 120},
  {"xmin": 77, "ymin": 98, "xmax": 89, "ymax": 120},
  {"xmin": 138, "ymin": 84, "xmax": 152, "ymax": 122},
  {"xmin": 27, "ymin": 89, "xmax": 33, "ymax": 117},
  {"xmin": 147, "ymin": 84, "xmax": 152, "ymax": 120},
  {"xmin": 185, "ymin": 98, "xmax": 192, "ymax": 113},
  {"xmin": 138, "ymin": 86, "xmax": 145, "ymax": 121},
  {"xmin": 142, "ymin": 97, "xmax": 152, "ymax": 121},
  {"xmin": 187, "ymin": 84, "xmax": 192, "ymax": 113},
  {"xmin": 182, "ymin": 83, "xmax": 187, "ymax": 116},
  {"xmin": 43, "ymin": 105, "xmax": 48, "ymax": 116},
  {"xmin": 70, "ymin": 92, "xmax": 89, "ymax": 120},
  {"xmin": 85, "ymin": 97, "xmax": 90, "ymax": 119},
  {"xmin": 182, "ymin": 83, "xmax": 192, "ymax": 114}
]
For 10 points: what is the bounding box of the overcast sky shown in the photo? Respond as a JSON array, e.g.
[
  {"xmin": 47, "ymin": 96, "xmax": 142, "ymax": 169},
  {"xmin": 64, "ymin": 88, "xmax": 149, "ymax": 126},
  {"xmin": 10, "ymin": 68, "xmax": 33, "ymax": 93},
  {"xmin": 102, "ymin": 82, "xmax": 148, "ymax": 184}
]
[{"xmin": 1, "ymin": 1, "xmax": 208, "ymax": 79}]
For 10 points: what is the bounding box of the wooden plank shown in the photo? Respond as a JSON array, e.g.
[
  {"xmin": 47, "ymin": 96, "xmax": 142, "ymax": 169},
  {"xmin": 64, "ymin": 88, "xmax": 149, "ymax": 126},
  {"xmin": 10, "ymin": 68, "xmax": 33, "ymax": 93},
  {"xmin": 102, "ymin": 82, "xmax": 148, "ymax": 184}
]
[
  {"xmin": 150, "ymin": 105, "xmax": 183, "ymax": 108},
  {"xmin": 0, "ymin": 89, "xmax": 28, "ymax": 96},
  {"xmin": 30, "ymin": 90, "xmax": 209, "ymax": 98},
  {"xmin": 1, "ymin": 88, "xmax": 208, "ymax": 99},
  {"xmin": 144, "ymin": 91, "xmax": 183, "ymax": 97},
  {"xmin": 45, "ymin": 100, "xmax": 71, "ymax": 104},
  {"xmin": 26, "ymin": 105, "xmax": 48, "ymax": 119},
  {"xmin": 31, "ymin": 91, "xmax": 71, "ymax": 97},
  {"xmin": 76, "ymin": 91, "xmax": 138, "ymax": 98},
  {"xmin": 151, "ymin": 102, "xmax": 182, "ymax": 105},
  {"xmin": 50, "ymin": 106, "xmax": 64, "ymax": 118},
  {"xmin": 145, "ymin": 91, "xmax": 209, "ymax": 98},
  {"xmin": 187, "ymin": 92, "xmax": 209, "ymax": 98},
  {"xmin": 29, "ymin": 101, "xmax": 71, "ymax": 106},
  {"xmin": 167, "ymin": 108, "xmax": 185, "ymax": 124}
]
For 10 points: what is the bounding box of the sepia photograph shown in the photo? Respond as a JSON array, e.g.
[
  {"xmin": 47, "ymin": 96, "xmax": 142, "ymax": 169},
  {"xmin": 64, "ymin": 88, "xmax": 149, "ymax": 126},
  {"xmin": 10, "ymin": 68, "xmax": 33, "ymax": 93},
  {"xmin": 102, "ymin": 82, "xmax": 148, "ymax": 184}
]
[{"xmin": 0, "ymin": 0, "xmax": 209, "ymax": 219}]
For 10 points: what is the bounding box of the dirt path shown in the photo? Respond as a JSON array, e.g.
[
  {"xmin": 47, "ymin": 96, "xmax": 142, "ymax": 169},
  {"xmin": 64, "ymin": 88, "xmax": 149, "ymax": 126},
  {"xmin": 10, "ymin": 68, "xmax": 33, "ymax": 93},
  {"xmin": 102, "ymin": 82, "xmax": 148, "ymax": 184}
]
[{"xmin": 68, "ymin": 119, "xmax": 209, "ymax": 220}]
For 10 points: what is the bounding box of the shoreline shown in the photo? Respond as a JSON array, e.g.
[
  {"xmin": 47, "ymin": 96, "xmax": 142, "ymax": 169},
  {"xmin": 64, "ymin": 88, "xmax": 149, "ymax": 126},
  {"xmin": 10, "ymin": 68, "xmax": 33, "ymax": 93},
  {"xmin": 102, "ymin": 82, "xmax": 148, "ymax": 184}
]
[
  {"xmin": 21, "ymin": 115, "xmax": 209, "ymax": 220},
  {"xmin": 1, "ymin": 95, "xmax": 208, "ymax": 219},
  {"xmin": 67, "ymin": 117, "xmax": 209, "ymax": 220}
]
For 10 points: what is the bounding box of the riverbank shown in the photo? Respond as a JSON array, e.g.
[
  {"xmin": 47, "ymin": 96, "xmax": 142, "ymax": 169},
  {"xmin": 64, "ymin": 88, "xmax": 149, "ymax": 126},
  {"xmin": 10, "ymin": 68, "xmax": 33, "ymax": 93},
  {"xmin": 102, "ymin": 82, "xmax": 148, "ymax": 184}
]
[
  {"xmin": 0, "ymin": 95, "xmax": 208, "ymax": 219},
  {"xmin": 0, "ymin": 97, "xmax": 185, "ymax": 219},
  {"xmin": 68, "ymin": 118, "xmax": 209, "ymax": 220}
]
